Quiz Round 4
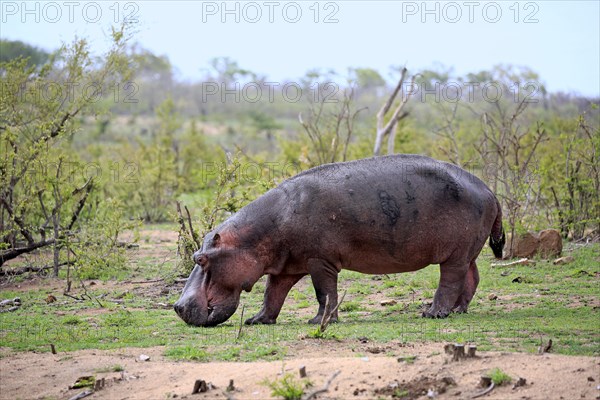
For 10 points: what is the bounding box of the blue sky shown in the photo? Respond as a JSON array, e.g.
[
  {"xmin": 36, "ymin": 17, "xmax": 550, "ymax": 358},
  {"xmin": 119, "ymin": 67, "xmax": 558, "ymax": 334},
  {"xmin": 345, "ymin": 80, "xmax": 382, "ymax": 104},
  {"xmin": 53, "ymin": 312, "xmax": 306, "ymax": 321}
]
[{"xmin": 2, "ymin": 1, "xmax": 599, "ymax": 96}]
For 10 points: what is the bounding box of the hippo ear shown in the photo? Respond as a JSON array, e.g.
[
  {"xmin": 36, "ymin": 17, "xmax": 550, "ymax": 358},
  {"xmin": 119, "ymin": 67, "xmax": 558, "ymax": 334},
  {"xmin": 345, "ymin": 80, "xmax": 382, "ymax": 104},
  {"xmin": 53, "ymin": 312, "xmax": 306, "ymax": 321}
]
[{"xmin": 212, "ymin": 233, "xmax": 221, "ymax": 246}]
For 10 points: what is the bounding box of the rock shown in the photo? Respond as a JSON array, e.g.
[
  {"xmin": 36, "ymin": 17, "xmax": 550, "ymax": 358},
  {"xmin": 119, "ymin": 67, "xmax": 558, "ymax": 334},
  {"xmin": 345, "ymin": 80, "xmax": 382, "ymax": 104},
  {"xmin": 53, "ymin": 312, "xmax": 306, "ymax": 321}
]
[
  {"xmin": 507, "ymin": 232, "xmax": 539, "ymax": 258},
  {"xmin": 138, "ymin": 354, "xmax": 150, "ymax": 362},
  {"xmin": 380, "ymin": 299, "xmax": 397, "ymax": 306},
  {"xmin": 506, "ymin": 229, "xmax": 562, "ymax": 259},
  {"xmin": 488, "ymin": 293, "xmax": 498, "ymax": 300},
  {"xmin": 538, "ymin": 229, "xmax": 562, "ymax": 258},
  {"xmin": 513, "ymin": 377, "xmax": 527, "ymax": 389},
  {"xmin": 553, "ymin": 256, "xmax": 575, "ymax": 265},
  {"xmin": 441, "ymin": 376, "xmax": 457, "ymax": 386}
]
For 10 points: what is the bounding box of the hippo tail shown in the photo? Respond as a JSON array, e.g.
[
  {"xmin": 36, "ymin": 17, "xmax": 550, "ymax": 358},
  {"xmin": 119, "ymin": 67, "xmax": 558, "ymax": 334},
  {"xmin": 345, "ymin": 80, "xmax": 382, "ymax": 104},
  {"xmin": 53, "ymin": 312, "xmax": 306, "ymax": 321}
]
[{"xmin": 489, "ymin": 197, "xmax": 505, "ymax": 259}]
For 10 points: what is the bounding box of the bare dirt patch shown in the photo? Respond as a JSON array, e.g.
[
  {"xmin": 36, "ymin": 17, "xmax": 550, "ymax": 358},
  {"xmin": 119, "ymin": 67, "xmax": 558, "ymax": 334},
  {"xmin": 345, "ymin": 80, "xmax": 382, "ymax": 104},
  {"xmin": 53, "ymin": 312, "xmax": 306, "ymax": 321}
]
[{"xmin": 1, "ymin": 343, "xmax": 598, "ymax": 400}]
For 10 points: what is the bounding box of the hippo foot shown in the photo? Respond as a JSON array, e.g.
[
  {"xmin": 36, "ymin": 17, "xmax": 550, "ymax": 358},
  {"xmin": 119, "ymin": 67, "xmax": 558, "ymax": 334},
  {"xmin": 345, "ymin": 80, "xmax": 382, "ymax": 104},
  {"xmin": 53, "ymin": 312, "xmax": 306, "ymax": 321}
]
[
  {"xmin": 452, "ymin": 305, "xmax": 468, "ymax": 314},
  {"xmin": 308, "ymin": 315, "xmax": 338, "ymax": 324},
  {"xmin": 245, "ymin": 315, "xmax": 276, "ymax": 325},
  {"xmin": 421, "ymin": 307, "xmax": 451, "ymax": 319}
]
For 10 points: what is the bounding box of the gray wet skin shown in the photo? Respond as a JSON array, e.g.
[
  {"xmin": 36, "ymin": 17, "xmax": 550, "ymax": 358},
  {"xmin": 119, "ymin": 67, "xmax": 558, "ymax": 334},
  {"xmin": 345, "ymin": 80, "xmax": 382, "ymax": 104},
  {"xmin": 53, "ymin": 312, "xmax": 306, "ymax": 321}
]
[{"xmin": 174, "ymin": 154, "xmax": 505, "ymax": 327}]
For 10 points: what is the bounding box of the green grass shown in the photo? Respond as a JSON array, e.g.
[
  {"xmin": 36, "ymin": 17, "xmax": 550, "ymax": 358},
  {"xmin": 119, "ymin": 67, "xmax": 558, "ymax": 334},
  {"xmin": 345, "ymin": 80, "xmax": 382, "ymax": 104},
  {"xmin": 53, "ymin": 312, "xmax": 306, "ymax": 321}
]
[
  {"xmin": 262, "ymin": 373, "xmax": 311, "ymax": 400},
  {"xmin": 1, "ymin": 242, "xmax": 598, "ymax": 360},
  {"xmin": 95, "ymin": 364, "xmax": 125, "ymax": 373},
  {"xmin": 397, "ymin": 355, "xmax": 417, "ymax": 363},
  {"xmin": 164, "ymin": 345, "xmax": 209, "ymax": 361},
  {"xmin": 339, "ymin": 301, "xmax": 362, "ymax": 312},
  {"xmin": 486, "ymin": 367, "xmax": 512, "ymax": 385}
]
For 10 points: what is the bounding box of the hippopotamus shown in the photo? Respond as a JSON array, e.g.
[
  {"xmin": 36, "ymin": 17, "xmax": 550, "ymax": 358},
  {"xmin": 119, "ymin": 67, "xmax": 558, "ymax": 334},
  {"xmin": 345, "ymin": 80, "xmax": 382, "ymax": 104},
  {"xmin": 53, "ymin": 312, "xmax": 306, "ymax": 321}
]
[{"xmin": 174, "ymin": 154, "xmax": 505, "ymax": 327}]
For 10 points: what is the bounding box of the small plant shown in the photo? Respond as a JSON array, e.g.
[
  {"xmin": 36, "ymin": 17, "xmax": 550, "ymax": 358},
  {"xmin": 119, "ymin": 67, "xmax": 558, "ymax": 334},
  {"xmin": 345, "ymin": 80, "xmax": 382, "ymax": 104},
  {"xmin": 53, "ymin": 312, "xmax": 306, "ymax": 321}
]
[
  {"xmin": 62, "ymin": 316, "xmax": 84, "ymax": 326},
  {"xmin": 164, "ymin": 345, "xmax": 209, "ymax": 362},
  {"xmin": 96, "ymin": 364, "xmax": 124, "ymax": 373},
  {"xmin": 295, "ymin": 300, "xmax": 310, "ymax": 309},
  {"xmin": 340, "ymin": 301, "xmax": 360, "ymax": 312},
  {"xmin": 308, "ymin": 326, "xmax": 326, "ymax": 339},
  {"xmin": 262, "ymin": 373, "xmax": 311, "ymax": 400},
  {"xmin": 397, "ymin": 355, "xmax": 417, "ymax": 364},
  {"xmin": 307, "ymin": 326, "xmax": 339, "ymax": 340},
  {"xmin": 487, "ymin": 368, "xmax": 512, "ymax": 386}
]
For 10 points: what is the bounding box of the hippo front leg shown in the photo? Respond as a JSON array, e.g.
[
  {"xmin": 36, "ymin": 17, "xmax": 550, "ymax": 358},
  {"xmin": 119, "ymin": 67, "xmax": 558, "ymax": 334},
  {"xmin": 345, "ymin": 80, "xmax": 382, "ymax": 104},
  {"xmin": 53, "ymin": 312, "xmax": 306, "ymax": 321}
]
[
  {"xmin": 307, "ymin": 259, "xmax": 339, "ymax": 324},
  {"xmin": 423, "ymin": 261, "xmax": 467, "ymax": 319},
  {"xmin": 245, "ymin": 273, "xmax": 305, "ymax": 325}
]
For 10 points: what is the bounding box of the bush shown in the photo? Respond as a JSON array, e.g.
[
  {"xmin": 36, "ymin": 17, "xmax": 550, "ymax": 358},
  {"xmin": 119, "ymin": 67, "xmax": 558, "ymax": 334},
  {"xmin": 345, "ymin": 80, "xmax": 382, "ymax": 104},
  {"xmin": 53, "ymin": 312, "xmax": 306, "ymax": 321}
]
[{"xmin": 262, "ymin": 374, "xmax": 311, "ymax": 400}]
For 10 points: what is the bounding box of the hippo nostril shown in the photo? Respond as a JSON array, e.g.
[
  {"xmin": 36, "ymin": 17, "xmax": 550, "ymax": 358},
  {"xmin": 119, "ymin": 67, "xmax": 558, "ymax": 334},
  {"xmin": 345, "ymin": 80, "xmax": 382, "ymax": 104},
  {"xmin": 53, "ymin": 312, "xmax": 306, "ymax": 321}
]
[{"xmin": 174, "ymin": 302, "xmax": 183, "ymax": 316}]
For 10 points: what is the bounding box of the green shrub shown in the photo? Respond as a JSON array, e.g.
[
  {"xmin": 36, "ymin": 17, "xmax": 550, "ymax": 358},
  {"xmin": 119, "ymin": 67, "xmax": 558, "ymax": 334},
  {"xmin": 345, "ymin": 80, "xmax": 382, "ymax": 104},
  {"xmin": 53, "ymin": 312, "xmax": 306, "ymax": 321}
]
[
  {"xmin": 487, "ymin": 368, "xmax": 512, "ymax": 386},
  {"xmin": 262, "ymin": 373, "xmax": 311, "ymax": 400}
]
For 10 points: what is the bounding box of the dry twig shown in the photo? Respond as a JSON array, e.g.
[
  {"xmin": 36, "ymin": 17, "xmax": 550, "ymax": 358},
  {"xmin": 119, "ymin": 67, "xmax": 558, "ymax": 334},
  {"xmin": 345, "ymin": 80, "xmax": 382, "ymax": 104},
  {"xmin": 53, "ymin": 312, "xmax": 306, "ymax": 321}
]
[{"xmin": 303, "ymin": 370, "xmax": 341, "ymax": 400}]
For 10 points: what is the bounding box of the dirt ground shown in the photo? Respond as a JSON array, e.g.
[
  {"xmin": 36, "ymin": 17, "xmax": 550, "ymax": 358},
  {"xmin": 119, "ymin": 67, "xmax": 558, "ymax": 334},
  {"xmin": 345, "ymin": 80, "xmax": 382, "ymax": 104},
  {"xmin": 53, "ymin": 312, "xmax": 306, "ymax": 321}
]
[{"xmin": 1, "ymin": 342, "xmax": 599, "ymax": 400}]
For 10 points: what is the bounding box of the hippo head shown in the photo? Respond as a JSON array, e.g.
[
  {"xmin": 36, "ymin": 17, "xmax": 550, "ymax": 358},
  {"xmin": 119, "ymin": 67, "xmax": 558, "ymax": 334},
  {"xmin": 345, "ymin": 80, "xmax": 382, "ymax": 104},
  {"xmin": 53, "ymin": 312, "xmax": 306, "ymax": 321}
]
[{"xmin": 174, "ymin": 229, "xmax": 264, "ymax": 327}]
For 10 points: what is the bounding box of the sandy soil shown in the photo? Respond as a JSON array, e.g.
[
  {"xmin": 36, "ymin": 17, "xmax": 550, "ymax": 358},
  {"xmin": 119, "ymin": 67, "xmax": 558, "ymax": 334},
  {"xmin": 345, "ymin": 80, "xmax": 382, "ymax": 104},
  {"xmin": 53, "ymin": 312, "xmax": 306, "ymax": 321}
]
[{"xmin": 1, "ymin": 343, "xmax": 599, "ymax": 400}]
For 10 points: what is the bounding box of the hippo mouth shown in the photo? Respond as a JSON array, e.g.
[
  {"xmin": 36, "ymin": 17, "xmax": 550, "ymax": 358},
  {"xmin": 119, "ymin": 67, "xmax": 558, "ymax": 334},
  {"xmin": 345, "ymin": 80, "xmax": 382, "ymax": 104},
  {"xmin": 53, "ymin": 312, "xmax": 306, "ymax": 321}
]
[
  {"xmin": 173, "ymin": 264, "xmax": 241, "ymax": 327},
  {"xmin": 174, "ymin": 297, "xmax": 238, "ymax": 327}
]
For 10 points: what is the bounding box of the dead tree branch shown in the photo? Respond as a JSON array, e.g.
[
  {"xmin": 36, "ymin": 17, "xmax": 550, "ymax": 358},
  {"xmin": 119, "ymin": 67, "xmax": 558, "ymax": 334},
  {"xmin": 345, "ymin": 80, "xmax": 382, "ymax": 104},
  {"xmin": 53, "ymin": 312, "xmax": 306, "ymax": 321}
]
[
  {"xmin": 374, "ymin": 67, "xmax": 416, "ymax": 155},
  {"xmin": 303, "ymin": 370, "xmax": 341, "ymax": 400}
]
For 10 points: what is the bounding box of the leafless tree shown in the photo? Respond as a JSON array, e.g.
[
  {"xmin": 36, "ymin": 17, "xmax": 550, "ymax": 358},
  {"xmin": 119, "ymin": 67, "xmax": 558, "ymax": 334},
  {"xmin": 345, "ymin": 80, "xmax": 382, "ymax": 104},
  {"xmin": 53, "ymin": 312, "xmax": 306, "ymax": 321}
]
[
  {"xmin": 298, "ymin": 85, "xmax": 365, "ymax": 165},
  {"xmin": 433, "ymin": 102, "xmax": 463, "ymax": 166},
  {"xmin": 475, "ymin": 98, "xmax": 548, "ymax": 254},
  {"xmin": 373, "ymin": 67, "xmax": 416, "ymax": 156}
]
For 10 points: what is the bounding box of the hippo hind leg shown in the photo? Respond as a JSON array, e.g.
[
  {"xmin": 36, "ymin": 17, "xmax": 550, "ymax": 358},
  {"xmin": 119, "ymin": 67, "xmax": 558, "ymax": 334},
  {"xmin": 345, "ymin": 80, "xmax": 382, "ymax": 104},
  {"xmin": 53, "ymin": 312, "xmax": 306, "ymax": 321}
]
[
  {"xmin": 245, "ymin": 273, "xmax": 305, "ymax": 325},
  {"xmin": 423, "ymin": 259, "xmax": 468, "ymax": 319},
  {"xmin": 452, "ymin": 259, "xmax": 480, "ymax": 314},
  {"xmin": 308, "ymin": 259, "xmax": 339, "ymax": 324}
]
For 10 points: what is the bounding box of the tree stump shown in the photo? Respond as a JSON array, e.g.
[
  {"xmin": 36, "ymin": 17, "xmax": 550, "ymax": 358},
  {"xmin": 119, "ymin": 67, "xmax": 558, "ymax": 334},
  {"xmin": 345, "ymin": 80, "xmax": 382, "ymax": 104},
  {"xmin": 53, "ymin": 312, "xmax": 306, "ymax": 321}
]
[{"xmin": 452, "ymin": 344, "xmax": 465, "ymax": 361}]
